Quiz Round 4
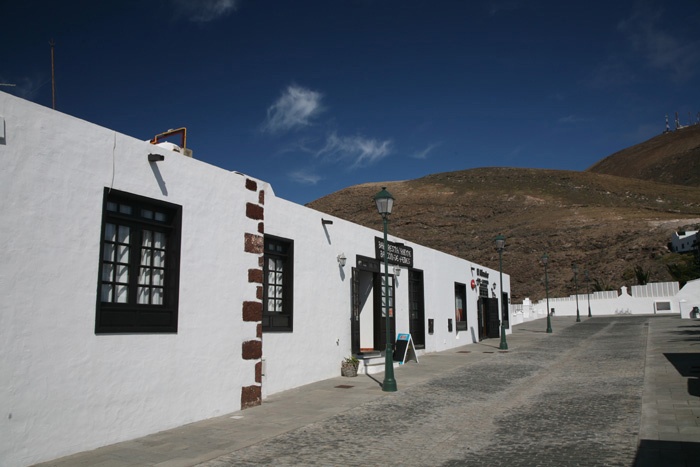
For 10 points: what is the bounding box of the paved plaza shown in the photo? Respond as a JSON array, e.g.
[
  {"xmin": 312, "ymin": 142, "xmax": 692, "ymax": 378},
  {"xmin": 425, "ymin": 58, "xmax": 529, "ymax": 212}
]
[{"xmin": 36, "ymin": 315, "xmax": 700, "ymax": 467}]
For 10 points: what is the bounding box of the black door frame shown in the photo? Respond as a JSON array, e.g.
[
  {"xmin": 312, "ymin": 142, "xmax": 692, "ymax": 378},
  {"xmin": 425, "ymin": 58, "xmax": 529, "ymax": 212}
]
[{"xmin": 408, "ymin": 269, "xmax": 425, "ymax": 348}]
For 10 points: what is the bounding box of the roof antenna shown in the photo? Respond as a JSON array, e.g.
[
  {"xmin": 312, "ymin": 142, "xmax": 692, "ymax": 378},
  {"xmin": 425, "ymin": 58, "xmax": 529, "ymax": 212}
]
[{"xmin": 49, "ymin": 39, "xmax": 56, "ymax": 110}]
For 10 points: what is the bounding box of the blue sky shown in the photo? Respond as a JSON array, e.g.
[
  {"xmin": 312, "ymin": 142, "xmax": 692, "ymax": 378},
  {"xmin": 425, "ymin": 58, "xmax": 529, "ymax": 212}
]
[{"xmin": 3, "ymin": 0, "xmax": 699, "ymax": 204}]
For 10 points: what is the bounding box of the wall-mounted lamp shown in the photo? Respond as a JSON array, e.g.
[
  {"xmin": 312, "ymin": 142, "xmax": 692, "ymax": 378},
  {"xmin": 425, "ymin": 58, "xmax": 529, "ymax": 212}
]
[
  {"xmin": 148, "ymin": 153, "xmax": 165, "ymax": 162},
  {"xmin": 337, "ymin": 253, "xmax": 346, "ymax": 267},
  {"xmin": 393, "ymin": 267, "xmax": 401, "ymax": 276}
]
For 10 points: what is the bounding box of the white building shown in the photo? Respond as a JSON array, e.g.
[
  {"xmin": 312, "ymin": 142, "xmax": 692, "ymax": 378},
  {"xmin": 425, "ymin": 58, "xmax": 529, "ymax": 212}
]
[
  {"xmin": 670, "ymin": 230, "xmax": 698, "ymax": 253},
  {"xmin": 0, "ymin": 91, "xmax": 511, "ymax": 466}
]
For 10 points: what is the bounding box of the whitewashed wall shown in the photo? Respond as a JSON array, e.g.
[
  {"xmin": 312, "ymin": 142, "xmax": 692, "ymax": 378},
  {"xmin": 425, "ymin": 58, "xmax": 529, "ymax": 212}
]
[
  {"xmin": 264, "ymin": 196, "xmax": 511, "ymax": 397},
  {"xmin": 512, "ymin": 282, "xmax": 682, "ymax": 325},
  {"xmin": 0, "ymin": 92, "xmax": 259, "ymax": 466},
  {"xmin": 0, "ymin": 91, "xmax": 511, "ymax": 465},
  {"xmin": 677, "ymin": 279, "xmax": 700, "ymax": 319}
]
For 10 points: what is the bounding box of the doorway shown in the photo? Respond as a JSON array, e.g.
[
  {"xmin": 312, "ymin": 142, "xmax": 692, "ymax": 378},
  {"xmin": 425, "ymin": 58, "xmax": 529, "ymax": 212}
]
[
  {"xmin": 408, "ymin": 269, "xmax": 425, "ymax": 348},
  {"xmin": 477, "ymin": 297, "xmax": 500, "ymax": 340}
]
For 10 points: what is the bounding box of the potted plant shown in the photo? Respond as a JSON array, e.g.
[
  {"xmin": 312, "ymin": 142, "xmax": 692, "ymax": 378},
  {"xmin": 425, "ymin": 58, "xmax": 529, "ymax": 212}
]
[{"xmin": 341, "ymin": 356, "xmax": 359, "ymax": 377}]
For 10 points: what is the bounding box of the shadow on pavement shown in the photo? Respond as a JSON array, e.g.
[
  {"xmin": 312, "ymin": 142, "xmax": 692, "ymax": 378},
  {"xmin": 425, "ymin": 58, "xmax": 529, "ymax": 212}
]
[
  {"xmin": 664, "ymin": 353, "xmax": 700, "ymax": 397},
  {"xmin": 633, "ymin": 439, "xmax": 700, "ymax": 466}
]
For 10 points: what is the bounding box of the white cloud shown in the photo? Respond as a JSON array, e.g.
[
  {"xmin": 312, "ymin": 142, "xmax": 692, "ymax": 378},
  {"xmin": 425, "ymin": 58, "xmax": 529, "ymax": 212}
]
[
  {"xmin": 263, "ymin": 85, "xmax": 324, "ymax": 134},
  {"xmin": 171, "ymin": 0, "xmax": 239, "ymax": 23},
  {"xmin": 558, "ymin": 115, "xmax": 593, "ymax": 124},
  {"xmin": 316, "ymin": 132, "xmax": 392, "ymax": 168},
  {"xmin": 289, "ymin": 169, "xmax": 322, "ymax": 185},
  {"xmin": 410, "ymin": 142, "xmax": 440, "ymax": 159}
]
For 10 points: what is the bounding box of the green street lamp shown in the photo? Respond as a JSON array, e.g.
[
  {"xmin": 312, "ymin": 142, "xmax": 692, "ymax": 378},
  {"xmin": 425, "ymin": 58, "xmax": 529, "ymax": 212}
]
[
  {"xmin": 374, "ymin": 187, "xmax": 397, "ymax": 392},
  {"xmin": 542, "ymin": 253, "xmax": 552, "ymax": 333},
  {"xmin": 585, "ymin": 269, "xmax": 592, "ymax": 317},
  {"xmin": 495, "ymin": 234, "xmax": 508, "ymax": 350},
  {"xmin": 573, "ymin": 264, "xmax": 581, "ymax": 322}
]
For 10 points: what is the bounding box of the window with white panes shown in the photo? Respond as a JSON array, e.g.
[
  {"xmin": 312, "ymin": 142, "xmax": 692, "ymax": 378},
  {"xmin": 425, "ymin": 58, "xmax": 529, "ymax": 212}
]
[
  {"xmin": 262, "ymin": 236, "xmax": 293, "ymax": 332},
  {"xmin": 96, "ymin": 189, "xmax": 181, "ymax": 333}
]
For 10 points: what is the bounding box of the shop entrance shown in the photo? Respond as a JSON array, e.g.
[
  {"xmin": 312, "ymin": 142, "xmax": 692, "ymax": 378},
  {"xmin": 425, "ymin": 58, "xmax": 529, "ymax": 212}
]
[
  {"xmin": 477, "ymin": 297, "xmax": 500, "ymax": 340},
  {"xmin": 408, "ymin": 269, "xmax": 425, "ymax": 348},
  {"xmin": 351, "ymin": 256, "xmax": 396, "ymax": 354}
]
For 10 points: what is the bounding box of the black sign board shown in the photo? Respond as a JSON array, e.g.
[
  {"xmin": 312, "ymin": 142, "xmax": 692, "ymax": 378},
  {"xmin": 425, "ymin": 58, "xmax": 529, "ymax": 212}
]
[
  {"xmin": 392, "ymin": 333, "xmax": 419, "ymax": 363},
  {"xmin": 375, "ymin": 237, "xmax": 414, "ymax": 268}
]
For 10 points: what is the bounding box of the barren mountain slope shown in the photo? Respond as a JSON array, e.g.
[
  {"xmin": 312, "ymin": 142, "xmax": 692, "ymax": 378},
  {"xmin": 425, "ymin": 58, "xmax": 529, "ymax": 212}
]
[
  {"xmin": 587, "ymin": 124, "xmax": 700, "ymax": 186},
  {"xmin": 307, "ymin": 168, "xmax": 700, "ymax": 303}
]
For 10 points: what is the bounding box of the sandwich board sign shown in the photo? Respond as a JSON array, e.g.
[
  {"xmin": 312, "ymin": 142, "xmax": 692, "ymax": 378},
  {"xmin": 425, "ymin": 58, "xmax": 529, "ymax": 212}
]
[{"xmin": 393, "ymin": 333, "xmax": 418, "ymax": 364}]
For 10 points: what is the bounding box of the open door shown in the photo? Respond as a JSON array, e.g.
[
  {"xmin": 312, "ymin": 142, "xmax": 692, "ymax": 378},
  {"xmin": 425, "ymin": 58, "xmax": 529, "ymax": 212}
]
[
  {"xmin": 408, "ymin": 269, "xmax": 425, "ymax": 348},
  {"xmin": 351, "ymin": 267, "xmax": 360, "ymax": 354}
]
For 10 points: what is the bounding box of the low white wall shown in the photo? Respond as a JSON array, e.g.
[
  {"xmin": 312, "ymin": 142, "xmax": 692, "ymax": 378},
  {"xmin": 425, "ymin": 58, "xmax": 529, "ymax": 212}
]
[
  {"xmin": 0, "ymin": 93, "xmax": 259, "ymax": 466},
  {"xmin": 512, "ymin": 282, "xmax": 682, "ymax": 325}
]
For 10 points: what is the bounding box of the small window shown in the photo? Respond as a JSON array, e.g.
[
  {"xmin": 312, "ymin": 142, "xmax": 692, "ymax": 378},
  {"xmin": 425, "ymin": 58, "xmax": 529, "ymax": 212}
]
[
  {"xmin": 96, "ymin": 189, "xmax": 181, "ymax": 333},
  {"xmin": 455, "ymin": 282, "xmax": 467, "ymax": 331},
  {"xmin": 655, "ymin": 301, "xmax": 671, "ymax": 312},
  {"xmin": 263, "ymin": 235, "xmax": 294, "ymax": 332}
]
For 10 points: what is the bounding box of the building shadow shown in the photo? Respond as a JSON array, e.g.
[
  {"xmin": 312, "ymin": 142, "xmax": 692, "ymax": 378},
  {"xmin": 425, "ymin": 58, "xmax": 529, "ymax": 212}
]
[
  {"xmin": 664, "ymin": 353, "xmax": 700, "ymax": 397},
  {"xmin": 634, "ymin": 439, "xmax": 700, "ymax": 466}
]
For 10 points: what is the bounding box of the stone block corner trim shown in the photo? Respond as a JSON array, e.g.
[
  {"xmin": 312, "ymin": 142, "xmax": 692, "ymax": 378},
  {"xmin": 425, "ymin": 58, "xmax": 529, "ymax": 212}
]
[
  {"xmin": 241, "ymin": 385, "xmax": 261, "ymax": 409},
  {"xmin": 244, "ymin": 233, "xmax": 263, "ymax": 254},
  {"xmin": 242, "ymin": 339, "xmax": 262, "ymax": 360}
]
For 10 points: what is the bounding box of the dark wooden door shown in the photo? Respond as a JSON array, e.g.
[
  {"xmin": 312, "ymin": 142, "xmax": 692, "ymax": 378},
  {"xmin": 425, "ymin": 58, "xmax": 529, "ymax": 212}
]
[
  {"xmin": 351, "ymin": 267, "xmax": 360, "ymax": 354},
  {"xmin": 486, "ymin": 297, "xmax": 501, "ymax": 338},
  {"xmin": 408, "ymin": 270, "xmax": 425, "ymax": 348}
]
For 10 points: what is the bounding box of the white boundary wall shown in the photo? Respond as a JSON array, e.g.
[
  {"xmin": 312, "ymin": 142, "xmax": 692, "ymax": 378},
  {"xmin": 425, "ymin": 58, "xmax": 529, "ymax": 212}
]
[{"xmin": 511, "ymin": 282, "xmax": 684, "ymax": 325}]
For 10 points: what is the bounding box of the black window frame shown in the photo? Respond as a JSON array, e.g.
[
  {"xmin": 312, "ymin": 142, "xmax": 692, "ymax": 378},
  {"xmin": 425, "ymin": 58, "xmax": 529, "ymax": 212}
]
[
  {"xmin": 95, "ymin": 188, "xmax": 182, "ymax": 334},
  {"xmin": 455, "ymin": 282, "xmax": 467, "ymax": 331},
  {"xmin": 262, "ymin": 235, "xmax": 294, "ymax": 332}
]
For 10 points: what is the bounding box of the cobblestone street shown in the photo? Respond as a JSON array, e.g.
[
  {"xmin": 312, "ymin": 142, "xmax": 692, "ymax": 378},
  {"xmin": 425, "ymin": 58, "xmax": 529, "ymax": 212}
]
[
  {"xmin": 201, "ymin": 317, "xmax": 648, "ymax": 467},
  {"xmin": 40, "ymin": 315, "xmax": 700, "ymax": 467}
]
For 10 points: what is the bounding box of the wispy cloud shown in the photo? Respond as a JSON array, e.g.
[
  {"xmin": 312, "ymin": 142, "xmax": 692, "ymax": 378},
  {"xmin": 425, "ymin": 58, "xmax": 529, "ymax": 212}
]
[
  {"xmin": 485, "ymin": 1, "xmax": 520, "ymax": 16},
  {"xmin": 263, "ymin": 85, "xmax": 324, "ymax": 134},
  {"xmin": 316, "ymin": 132, "xmax": 392, "ymax": 168},
  {"xmin": 410, "ymin": 142, "xmax": 440, "ymax": 159},
  {"xmin": 289, "ymin": 169, "xmax": 322, "ymax": 185},
  {"xmin": 171, "ymin": 0, "xmax": 239, "ymax": 23},
  {"xmin": 558, "ymin": 115, "xmax": 593, "ymax": 124},
  {"xmin": 617, "ymin": 3, "xmax": 700, "ymax": 81}
]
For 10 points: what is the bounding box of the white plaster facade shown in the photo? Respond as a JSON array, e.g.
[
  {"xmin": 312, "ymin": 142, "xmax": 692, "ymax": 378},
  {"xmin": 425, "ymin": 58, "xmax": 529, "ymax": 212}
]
[
  {"xmin": 676, "ymin": 279, "xmax": 700, "ymax": 319},
  {"xmin": 670, "ymin": 230, "xmax": 698, "ymax": 253},
  {"xmin": 0, "ymin": 91, "xmax": 511, "ymax": 466}
]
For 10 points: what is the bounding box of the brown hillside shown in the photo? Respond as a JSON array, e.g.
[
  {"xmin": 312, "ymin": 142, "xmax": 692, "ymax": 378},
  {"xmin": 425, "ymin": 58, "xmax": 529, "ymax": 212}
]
[
  {"xmin": 587, "ymin": 124, "xmax": 700, "ymax": 186},
  {"xmin": 307, "ymin": 168, "xmax": 700, "ymax": 304}
]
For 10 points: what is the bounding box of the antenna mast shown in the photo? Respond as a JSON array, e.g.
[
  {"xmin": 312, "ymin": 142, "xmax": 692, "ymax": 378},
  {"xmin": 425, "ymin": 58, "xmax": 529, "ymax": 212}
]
[{"xmin": 50, "ymin": 39, "xmax": 56, "ymax": 110}]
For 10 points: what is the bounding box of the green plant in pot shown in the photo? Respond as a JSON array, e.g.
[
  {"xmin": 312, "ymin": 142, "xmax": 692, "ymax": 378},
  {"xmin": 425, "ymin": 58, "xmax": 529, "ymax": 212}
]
[{"xmin": 341, "ymin": 356, "xmax": 359, "ymax": 377}]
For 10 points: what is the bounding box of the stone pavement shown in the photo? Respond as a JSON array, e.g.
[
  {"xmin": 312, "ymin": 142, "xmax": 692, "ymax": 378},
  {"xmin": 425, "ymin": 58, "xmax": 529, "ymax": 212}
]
[{"xmin": 35, "ymin": 315, "xmax": 700, "ymax": 467}]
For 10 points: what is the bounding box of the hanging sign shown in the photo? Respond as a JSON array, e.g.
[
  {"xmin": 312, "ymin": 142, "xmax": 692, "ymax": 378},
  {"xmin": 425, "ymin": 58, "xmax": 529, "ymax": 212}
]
[
  {"xmin": 375, "ymin": 237, "xmax": 414, "ymax": 268},
  {"xmin": 392, "ymin": 333, "xmax": 419, "ymax": 364}
]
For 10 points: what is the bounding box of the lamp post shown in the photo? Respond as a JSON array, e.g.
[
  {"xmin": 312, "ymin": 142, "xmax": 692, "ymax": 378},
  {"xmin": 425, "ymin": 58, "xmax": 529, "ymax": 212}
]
[
  {"xmin": 585, "ymin": 269, "xmax": 592, "ymax": 317},
  {"xmin": 374, "ymin": 187, "xmax": 397, "ymax": 392},
  {"xmin": 542, "ymin": 253, "xmax": 552, "ymax": 333},
  {"xmin": 573, "ymin": 264, "xmax": 581, "ymax": 322},
  {"xmin": 495, "ymin": 234, "xmax": 508, "ymax": 350}
]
